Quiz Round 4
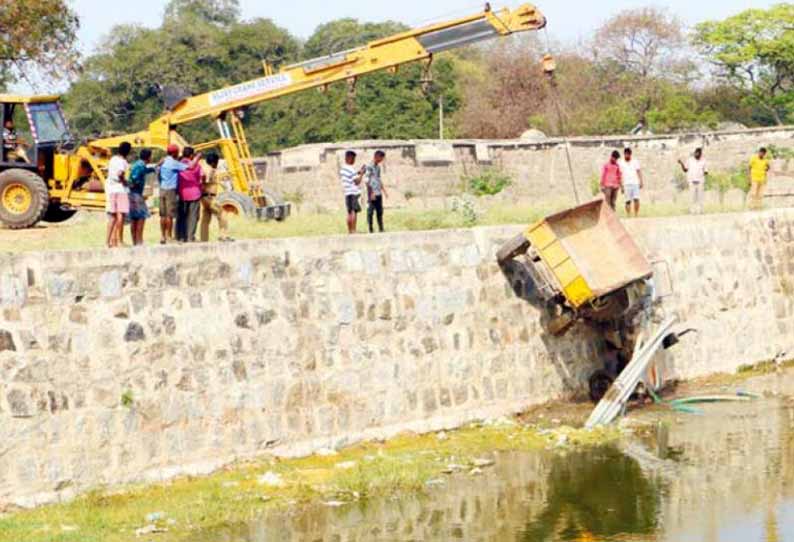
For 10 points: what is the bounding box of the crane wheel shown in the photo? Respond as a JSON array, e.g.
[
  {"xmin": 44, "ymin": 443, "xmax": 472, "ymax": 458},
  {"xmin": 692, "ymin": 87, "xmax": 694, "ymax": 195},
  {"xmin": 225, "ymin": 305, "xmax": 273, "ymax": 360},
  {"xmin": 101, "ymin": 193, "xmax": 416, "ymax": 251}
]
[
  {"xmin": 0, "ymin": 169, "xmax": 49, "ymax": 229},
  {"xmin": 216, "ymin": 192, "xmax": 256, "ymax": 218}
]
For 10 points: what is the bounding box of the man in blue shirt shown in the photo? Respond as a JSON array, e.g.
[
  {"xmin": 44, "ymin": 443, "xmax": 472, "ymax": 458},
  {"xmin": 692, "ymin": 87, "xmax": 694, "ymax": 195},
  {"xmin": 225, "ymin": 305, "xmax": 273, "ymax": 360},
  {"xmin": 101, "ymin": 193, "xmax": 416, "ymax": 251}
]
[{"xmin": 158, "ymin": 144, "xmax": 201, "ymax": 244}]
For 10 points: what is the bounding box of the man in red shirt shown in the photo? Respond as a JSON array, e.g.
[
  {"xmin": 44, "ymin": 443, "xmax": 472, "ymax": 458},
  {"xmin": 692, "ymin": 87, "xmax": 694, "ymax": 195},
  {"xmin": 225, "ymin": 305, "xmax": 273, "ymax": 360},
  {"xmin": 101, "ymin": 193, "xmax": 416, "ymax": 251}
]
[
  {"xmin": 175, "ymin": 146, "xmax": 203, "ymax": 242},
  {"xmin": 600, "ymin": 150, "xmax": 622, "ymax": 211}
]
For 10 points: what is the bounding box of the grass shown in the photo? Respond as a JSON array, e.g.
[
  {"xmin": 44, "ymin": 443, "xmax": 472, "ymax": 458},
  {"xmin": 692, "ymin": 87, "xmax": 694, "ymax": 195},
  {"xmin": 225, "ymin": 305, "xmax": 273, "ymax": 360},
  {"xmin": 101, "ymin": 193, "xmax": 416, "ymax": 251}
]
[
  {"xmin": 0, "ymin": 200, "xmax": 749, "ymax": 254},
  {"xmin": 0, "ymin": 421, "xmax": 619, "ymax": 542}
]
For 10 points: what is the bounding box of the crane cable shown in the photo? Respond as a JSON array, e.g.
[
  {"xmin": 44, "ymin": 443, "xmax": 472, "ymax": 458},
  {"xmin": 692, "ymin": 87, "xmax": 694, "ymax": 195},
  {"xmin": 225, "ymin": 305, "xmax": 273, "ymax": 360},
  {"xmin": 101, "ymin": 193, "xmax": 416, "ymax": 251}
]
[{"xmin": 542, "ymin": 26, "xmax": 580, "ymax": 205}]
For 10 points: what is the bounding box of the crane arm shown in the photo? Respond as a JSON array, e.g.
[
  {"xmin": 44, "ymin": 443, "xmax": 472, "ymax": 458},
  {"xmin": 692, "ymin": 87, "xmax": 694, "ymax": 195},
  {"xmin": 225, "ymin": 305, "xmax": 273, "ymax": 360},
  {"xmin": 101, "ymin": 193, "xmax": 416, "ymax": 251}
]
[{"xmin": 160, "ymin": 4, "xmax": 545, "ymax": 127}]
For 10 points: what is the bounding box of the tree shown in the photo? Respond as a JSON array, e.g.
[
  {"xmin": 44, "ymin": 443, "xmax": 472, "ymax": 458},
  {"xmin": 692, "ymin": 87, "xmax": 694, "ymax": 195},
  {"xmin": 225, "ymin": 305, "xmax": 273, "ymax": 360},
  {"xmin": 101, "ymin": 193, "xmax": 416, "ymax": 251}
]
[
  {"xmin": 0, "ymin": 0, "xmax": 80, "ymax": 89},
  {"xmin": 62, "ymin": 9, "xmax": 457, "ymax": 154},
  {"xmin": 247, "ymin": 20, "xmax": 459, "ymax": 151},
  {"xmin": 454, "ymin": 37, "xmax": 550, "ymax": 138},
  {"xmin": 303, "ymin": 19, "xmax": 409, "ymax": 58},
  {"xmin": 164, "ymin": 0, "xmax": 240, "ymax": 26},
  {"xmin": 593, "ymin": 7, "xmax": 686, "ymax": 78},
  {"xmin": 63, "ymin": 16, "xmax": 301, "ymax": 143},
  {"xmin": 694, "ymin": 5, "xmax": 794, "ymax": 125}
]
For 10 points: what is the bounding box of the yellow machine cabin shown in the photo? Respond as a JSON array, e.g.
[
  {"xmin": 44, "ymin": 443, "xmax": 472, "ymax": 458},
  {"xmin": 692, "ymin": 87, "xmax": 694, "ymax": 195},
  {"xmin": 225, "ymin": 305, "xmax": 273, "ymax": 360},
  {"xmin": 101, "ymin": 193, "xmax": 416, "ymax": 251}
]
[{"xmin": 0, "ymin": 4, "xmax": 546, "ymax": 229}]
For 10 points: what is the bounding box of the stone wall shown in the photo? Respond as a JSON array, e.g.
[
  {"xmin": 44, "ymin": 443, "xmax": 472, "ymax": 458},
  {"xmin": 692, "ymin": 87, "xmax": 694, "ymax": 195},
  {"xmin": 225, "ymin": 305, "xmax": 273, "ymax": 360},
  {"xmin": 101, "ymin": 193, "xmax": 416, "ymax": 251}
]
[
  {"xmin": 255, "ymin": 127, "xmax": 794, "ymax": 210},
  {"xmin": 1, "ymin": 208, "xmax": 793, "ymax": 507}
]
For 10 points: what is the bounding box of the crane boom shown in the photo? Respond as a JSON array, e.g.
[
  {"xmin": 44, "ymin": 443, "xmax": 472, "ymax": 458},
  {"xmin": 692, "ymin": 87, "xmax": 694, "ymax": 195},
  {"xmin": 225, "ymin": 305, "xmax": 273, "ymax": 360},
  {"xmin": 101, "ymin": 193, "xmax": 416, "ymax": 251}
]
[
  {"xmin": 159, "ymin": 4, "xmax": 545, "ymax": 126},
  {"xmin": 85, "ymin": 4, "xmax": 546, "ymax": 221}
]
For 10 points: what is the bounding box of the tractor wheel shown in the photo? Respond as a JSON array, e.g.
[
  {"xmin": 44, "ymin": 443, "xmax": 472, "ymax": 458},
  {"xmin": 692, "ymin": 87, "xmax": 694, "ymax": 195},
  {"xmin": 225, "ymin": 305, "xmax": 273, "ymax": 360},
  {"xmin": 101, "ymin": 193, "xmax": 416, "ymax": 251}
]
[
  {"xmin": 216, "ymin": 192, "xmax": 256, "ymax": 219},
  {"xmin": 262, "ymin": 188, "xmax": 289, "ymax": 222},
  {"xmin": 43, "ymin": 203, "xmax": 78, "ymax": 224},
  {"xmin": 589, "ymin": 370, "xmax": 615, "ymax": 403},
  {"xmin": 0, "ymin": 169, "xmax": 49, "ymax": 229},
  {"xmin": 496, "ymin": 233, "xmax": 530, "ymax": 265}
]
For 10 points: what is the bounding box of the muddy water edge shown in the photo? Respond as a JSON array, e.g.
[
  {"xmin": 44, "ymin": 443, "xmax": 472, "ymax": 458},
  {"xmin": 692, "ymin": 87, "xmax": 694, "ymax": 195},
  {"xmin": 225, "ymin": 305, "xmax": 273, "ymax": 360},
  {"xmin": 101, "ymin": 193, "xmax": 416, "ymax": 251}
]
[{"xmin": 194, "ymin": 369, "xmax": 794, "ymax": 542}]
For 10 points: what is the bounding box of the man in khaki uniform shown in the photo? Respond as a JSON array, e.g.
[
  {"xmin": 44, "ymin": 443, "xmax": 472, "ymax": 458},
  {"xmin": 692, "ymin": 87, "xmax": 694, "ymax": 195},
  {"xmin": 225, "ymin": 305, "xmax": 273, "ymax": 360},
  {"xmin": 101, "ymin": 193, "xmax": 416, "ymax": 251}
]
[
  {"xmin": 200, "ymin": 152, "xmax": 232, "ymax": 242},
  {"xmin": 748, "ymin": 147, "xmax": 771, "ymax": 210}
]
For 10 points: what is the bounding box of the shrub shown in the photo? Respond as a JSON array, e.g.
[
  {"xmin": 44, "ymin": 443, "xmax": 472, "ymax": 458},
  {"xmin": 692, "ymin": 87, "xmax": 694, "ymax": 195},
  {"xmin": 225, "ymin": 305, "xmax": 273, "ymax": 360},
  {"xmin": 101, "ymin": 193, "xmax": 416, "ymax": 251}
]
[
  {"xmin": 671, "ymin": 170, "xmax": 687, "ymax": 192},
  {"xmin": 705, "ymin": 164, "xmax": 750, "ymax": 197},
  {"xmin": 590, "ymin": 174, "xmax": 601, "ymax": 197},
  {"xmin": 767, "ymin": 144, "xmax": 794, "ymax": 160},
  {"xmin": 450, "ymin": 197, "xmax": 479, "ymax": 226},
  {"xmin": 465, "ymin": 169, "xmax": 512, "ymax": 196},
  {"xmin": 283, "ymin": 189, "xmax": 304, "ymax": 206},
  {"xmin": 121, "ymin": 390, "xmax": 134, "ymax": 408}
]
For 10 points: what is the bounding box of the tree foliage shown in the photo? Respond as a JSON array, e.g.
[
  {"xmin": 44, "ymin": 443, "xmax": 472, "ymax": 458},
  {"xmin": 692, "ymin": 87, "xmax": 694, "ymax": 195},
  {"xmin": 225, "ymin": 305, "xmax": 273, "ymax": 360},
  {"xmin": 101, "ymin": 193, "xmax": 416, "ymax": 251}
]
[
  {"xmin": 164, "ymin": 0, "xmax": 241, "ymax": 26},
  {"xmin": 593, "ymin": 7, "xmax": 687, "ymax": 78},
  {"xmin": 304, "ymin": 19, "xmax": 409, "ymax": 58},
  {"xmin": 694, "ymin": 5, "xmax": 794, "ymax": 125},
  {"xmin": 0, "ymin": 0, "xmax": 80, "ymax": 89},
  {"xmin": 50, "ymin": 0, "xmax": 794, "ymax": 150},
  {"xmin": 62, "ymin": 0, "xmax": 457, "ymax": 153}
]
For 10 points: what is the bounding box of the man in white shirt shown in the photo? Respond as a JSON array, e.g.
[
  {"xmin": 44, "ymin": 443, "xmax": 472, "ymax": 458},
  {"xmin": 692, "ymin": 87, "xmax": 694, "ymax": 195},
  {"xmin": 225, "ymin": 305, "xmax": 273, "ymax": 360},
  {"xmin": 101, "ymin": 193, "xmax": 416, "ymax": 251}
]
[
  {"xmin": 106, "ymin": 141, "xmax": 132, "ymax": 248},
  {"xmin": 340, "ymin": 150, "xmax": 365, "ymax": 234},
  {"xmin": 678, "ymin": 148, "xmax": 708, "ymax": 215},
  {"xmin": 619, "ymin": 147, "xmax": 644, "ymax": 217}
]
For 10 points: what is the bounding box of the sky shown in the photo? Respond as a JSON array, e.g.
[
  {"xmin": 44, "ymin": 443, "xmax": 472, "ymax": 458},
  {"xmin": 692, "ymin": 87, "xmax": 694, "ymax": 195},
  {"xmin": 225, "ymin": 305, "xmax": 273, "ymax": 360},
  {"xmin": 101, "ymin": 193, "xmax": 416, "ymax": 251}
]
[{"xmin": 71, "ymin": 0, "xmax": 775, "ymax": 53}]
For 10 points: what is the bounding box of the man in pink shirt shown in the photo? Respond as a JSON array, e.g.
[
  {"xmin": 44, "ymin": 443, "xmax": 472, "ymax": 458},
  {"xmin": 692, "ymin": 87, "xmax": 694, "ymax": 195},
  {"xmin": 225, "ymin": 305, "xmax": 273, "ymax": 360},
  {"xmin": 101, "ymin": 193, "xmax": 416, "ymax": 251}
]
[
  {"xmin": 175, "ymin": 146, "xmax": 203, "ymax": 242},
  {"xmin": 600, "ymin": 150, "xmax": 622, "ymax": 211}
]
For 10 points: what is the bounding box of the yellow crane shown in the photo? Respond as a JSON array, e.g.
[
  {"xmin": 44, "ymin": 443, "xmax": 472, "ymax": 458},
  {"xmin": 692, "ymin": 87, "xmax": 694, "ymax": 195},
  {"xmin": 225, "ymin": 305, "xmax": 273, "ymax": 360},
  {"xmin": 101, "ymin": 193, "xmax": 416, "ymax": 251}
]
[{"xmin": 0, "ymin": 4, "xmax": 546, "ymax": 229}]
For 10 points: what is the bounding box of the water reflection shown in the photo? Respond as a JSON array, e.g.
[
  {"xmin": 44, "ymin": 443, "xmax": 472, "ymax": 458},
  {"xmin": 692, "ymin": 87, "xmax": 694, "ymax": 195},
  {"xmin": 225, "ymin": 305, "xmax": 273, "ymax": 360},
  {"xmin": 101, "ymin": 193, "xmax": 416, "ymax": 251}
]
[
  {"xmin": 193, "ymin": 399, "xmax": 794, "ymax": 542},
  {"xmin": 519, "ymin": 448, "xmax": 659, "ymax": 542}
]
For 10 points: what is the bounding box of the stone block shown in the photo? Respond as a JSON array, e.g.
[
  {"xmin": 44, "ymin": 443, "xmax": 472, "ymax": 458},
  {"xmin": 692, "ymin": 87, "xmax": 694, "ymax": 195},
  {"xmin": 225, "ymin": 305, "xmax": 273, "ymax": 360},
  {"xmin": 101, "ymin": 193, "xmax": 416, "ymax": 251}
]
[
  {"xmin": 124, "ymin": 322, "xmax": 146, "ymax": 342},
  {"xmin": 99, "ymin": 270, "xmax": 123, "ymax": 299},
  {"xmin": 475, "ymin": 143, "xmax": 492, "ymax": 163},
  {"xmin": 415, "ymin": 143, "xmax": 455, "ymax": 164},
  {"xmin": 46, "ymin": 274, "xmax": 73, "ymax": 300},
  {"xmin": 281, "ymin": 146, "xmax": 322, "ymax": 168},
  {"xmin": 422, "ymin": 388, "xmax": 438, "ymax": 413},
  {"xmin": 7, "ymin": 389, "xmax": 31, "ymax": 417},
  {"xmin": 0, "ymin": 329, "xmax": 16, "ymax": 352},
  {"xmin": 0, "ymin": 273, "xmax": 26, "ymax": 306}
]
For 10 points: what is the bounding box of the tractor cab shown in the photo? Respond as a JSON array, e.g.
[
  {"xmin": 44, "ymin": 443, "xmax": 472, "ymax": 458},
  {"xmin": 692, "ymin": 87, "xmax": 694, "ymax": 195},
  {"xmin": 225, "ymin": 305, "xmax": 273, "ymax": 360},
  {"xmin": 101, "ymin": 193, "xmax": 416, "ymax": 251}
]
[
  {"xmin": 0, "ymin": 94, "xmax": 77, "ymax": 229},
  {"xmin": 0, "ymin": 94, "xmax": 72, "ymax": 169}
]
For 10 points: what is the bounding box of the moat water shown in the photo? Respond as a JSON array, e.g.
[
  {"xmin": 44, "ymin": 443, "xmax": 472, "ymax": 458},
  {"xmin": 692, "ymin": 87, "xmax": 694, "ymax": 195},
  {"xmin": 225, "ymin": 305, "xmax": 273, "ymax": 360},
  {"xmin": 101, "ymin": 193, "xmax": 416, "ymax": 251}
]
[{"xmin": 195, "ymin": 389, "xmax": 794, "ymax": 542}]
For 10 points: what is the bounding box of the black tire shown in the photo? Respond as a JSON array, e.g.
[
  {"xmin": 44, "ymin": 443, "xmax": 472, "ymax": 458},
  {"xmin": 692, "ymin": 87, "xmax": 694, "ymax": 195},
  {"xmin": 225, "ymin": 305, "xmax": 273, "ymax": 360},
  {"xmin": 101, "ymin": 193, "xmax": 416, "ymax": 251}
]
[
  {"xmin": 262, "ymin": 188, "xmax": 290, "ymax": 222},
  {"xmin": 43, "ymin": 204, "xmax": 78, "ymax": 224},
  {"xmin": 589, "ymin": 370, "xmax": 615, "ymax": 403},
  {"xmin": 496, "ymin": 233, "xmax": 530, "ymax": 265},
  {"xmin": 0, "ymin": 169, "xmax": 49, "ymax": 229},
  {"xmin": 216, "ymin": 192, "xmax": 256, "ymax": 218}
]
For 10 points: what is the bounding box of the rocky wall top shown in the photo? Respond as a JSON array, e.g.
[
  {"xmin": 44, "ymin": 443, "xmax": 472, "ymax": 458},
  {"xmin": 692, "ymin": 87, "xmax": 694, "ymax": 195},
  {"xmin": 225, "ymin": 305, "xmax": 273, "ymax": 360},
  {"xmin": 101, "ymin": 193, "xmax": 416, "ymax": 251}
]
[{"xmin": 253, "ymin": 126, "xmax": 794, "ymax": 210}]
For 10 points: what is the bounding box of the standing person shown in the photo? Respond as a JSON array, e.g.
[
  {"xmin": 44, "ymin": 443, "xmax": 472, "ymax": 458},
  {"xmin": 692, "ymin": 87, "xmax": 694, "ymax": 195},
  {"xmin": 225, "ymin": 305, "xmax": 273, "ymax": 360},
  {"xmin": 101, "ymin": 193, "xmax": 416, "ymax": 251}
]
[
  {"xmin": 200, "ymin": 151, "xmax": 232, "ymax": 242},
  {"xmin": 678, "ymin": 148, "xmax": 708, "ymax": 215},
  {"xmin": 128, "ymin": 148, "xmax": 155, "ymax": 245},
  {"xmin": 158, "ymin": 144, "xmax": 185, "ymax": 244},
  {"xmin": 105, "ymin": 142, "xmax": 132, "ymax": 248},
  {"xmin": 176, "ymin": 146, "xmax": 203, "ymax": 242},
  {"xmin": 600, "ymin": 150, "xmax": 622, "ymax": 211},
  {"xmin": 340, "ymin": 150, "xmax": 365, "ymax": 234},
  {"xmin": 365, "ymin": 150, "xmax": 389, "ymax": 233},
  {"xmin": 748, "ymin": 147, "xmax": 771, "ymax": 210},
  {"xmin": 619, "ymin": 147, "xmax": 644, "ymax": 217}
]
